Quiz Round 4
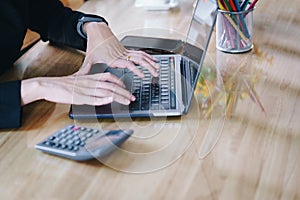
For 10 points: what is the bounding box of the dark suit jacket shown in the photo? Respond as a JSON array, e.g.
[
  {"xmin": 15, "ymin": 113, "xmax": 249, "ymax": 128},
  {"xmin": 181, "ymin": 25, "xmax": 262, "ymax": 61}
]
[{"xmin": 0, "ymin": 0, "xmax": 105, "ymax": 128}]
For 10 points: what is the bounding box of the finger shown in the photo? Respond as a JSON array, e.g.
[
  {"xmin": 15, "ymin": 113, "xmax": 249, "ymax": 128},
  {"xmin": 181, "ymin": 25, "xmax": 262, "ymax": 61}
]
[
  {"xmin": 128, "ymin": 50, "xmax": 157, "ymax": 62},
  {"xmin": 111, "ymin": 59, "xmax": 145, "ymax": 78},
  {"xmin": 77, "ymin": 88, "xmax": 131, "ymax": 105},
  {"xmin": 124, "ymin": 61, "xmax": 145, "ymax": 78},
  {"xmin": 137, "ymin": 60, "xmax": 159, "ymax": 77},
  {"xmin": 74, "ymin": 84, "xmax": 135, "ymax": 105},
  {"xmin": 96, "ymin": 82, "xmax": 136, "ymax": 101},
  {"xmin": 127, "ymin": 51, "xmax": 160, "ymax": 70},
  {"xmin": 97, "ymin": 72, "xmax": 126, "ymax": 88},
  {"xmin": 142, "ymin": 56, "xmax": 160, "ymax": 69},
  {"xmin": 132, "ymin": 53, "xmax": 160, "ymax": 70},
  {"xmin": 93, "ymin": 96, "xmax": 114, "ymax": 106},
  {"xmin": 128, "ymin": 56, "xmax": 159, "ymax": 77},
  {"xmin": 72, "ymin": 74, "xmax": 124, "ymax": 88},
  {"xmin": 93, "ymin": 89, "xmax": 132, "ymax": 105}
]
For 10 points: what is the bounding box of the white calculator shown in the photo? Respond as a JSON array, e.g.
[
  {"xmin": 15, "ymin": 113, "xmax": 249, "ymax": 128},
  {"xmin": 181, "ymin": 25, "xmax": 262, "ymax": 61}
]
[{"xmin": 35, "ymin": 124, "xmax": 133, "ymax": 161}]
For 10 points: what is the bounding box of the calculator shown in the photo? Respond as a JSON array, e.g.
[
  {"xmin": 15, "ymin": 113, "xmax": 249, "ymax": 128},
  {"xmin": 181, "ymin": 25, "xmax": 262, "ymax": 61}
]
[{"xmin": 35, "ymin": 124, "xmax": 133, "ymax": 161}]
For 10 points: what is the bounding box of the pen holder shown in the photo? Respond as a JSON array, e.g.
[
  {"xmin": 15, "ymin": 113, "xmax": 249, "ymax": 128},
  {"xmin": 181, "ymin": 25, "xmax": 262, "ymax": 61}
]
[{"xmin": 216, "ymin": 8, "xmax": 254, "ymax": 53}]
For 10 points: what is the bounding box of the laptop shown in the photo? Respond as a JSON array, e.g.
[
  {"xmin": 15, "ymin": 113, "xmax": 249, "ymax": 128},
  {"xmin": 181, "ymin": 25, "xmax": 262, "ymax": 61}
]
[{"xmin": 69, "ymin": 0, "xmax": 217, "ymax": 119}]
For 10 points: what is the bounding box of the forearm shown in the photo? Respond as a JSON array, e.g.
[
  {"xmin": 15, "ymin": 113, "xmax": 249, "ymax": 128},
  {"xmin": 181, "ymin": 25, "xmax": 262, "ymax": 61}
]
[
  {"xmin": 28, "ymin": 0, "xmax": 108, "ymax": 51},
  {"xmin": 21, "ymin": 76, "xmax": 74, "ymax": 106},
  {"xmin": 21, "ymin": 77, "xmax": 75, "ymax": 105},
  {"xmin": 28, "ymin": 0, "xmax": 84, "ymax": 50}
]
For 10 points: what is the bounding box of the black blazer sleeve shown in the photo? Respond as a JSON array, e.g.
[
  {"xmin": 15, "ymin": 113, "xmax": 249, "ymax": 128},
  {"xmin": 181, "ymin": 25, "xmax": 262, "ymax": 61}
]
[
  {"xmin": 0, "ymin": 0, "xmax": 107, "ymax": 129},
  {"xmin": 27, "ymin": 0, "xmax": 105, "ymax": 51},
  {"xmin": 0, "ymin": 81, "xmax": 22, "ymax": 129}
]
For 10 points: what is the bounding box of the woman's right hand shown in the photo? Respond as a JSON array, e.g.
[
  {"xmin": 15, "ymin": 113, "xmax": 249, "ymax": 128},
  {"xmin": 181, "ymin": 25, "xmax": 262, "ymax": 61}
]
[{"xmin": 21, "ymin": 72, "xmax": 135, "ymax": 106}]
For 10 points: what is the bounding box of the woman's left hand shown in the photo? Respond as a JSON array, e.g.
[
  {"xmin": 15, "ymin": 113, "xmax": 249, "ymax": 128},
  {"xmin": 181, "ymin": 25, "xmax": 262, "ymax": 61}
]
[{"xmin": 76, "ymin": 22, "xmax": 159, "ymax": 78}]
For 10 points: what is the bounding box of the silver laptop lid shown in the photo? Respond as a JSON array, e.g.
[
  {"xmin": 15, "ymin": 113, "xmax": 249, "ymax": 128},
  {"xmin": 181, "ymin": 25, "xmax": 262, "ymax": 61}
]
[
  {"xmin": 180, "ymin": 0, "xmax": 217, "ymax": 113},
  {"xmin": 185, "ymin": 0, "xmax": 217, "ymax": 53}
]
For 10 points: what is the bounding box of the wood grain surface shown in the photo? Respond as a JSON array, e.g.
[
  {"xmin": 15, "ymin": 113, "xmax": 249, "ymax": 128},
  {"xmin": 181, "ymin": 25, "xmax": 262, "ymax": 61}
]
[{"xmin": 0, "ymin": 0, "xmax": 299, "ymax": 199}]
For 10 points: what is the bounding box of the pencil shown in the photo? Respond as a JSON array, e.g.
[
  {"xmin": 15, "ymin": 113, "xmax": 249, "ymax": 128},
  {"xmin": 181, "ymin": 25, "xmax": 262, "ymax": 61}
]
[
  {"xmin": 229, "ymin": 0, "xmax": 237, "ymax": 11},
  {"xmin": 218, "ymin": 3, "xmax": 248, "ymax": 41},
  {"xmin": 223, "ymin": 0, "xmax": 233, "ymax": 11},
  {"xmin": 219, "ymin": 0, "xmax": 229, "ymax": 10}
]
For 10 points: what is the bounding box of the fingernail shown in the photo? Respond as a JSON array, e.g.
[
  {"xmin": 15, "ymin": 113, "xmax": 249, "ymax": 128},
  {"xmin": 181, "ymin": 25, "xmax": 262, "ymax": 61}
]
[{"xmin": 131, "ymin": 96, "xmax": 136, "ymax": 101}]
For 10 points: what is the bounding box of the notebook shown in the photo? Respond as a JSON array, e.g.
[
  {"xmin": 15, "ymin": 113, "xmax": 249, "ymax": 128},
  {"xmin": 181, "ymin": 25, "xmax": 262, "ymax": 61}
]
[{"xmin": 69, "ymin": 0, "xmax": 217, "ymax": 119}]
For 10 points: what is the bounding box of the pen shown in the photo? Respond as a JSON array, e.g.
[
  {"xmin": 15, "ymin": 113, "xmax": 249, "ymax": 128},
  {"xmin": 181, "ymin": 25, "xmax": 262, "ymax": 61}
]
[
  {"xmin": 247, "ymin": 0, "xmax": 259, "ymax": 10},
  {"xmin": 233, "ymin": 0, "xmax": 250, "ymax": 38},
  {"xmin": 223, "ymin": 0, "xmax": 233, "ymax": 11},
  {"xmin": 233, "ymin": 0, "xmax": 241, "ymax": 11},
  {"xmin": 218, "ymin": 0, "xmax": 228, "ymax": 10},
  {"xmin": 228, "ymin": 0, "xmax": 237, "ymax": 11},
  {"xmin": 240, "ymin": 0, "xmax": 249, "ymax": 10}
]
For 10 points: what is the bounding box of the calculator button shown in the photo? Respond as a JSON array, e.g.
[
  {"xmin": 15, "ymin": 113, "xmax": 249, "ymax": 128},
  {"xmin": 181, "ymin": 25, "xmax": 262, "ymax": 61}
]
[
  {"xmin": 74, "ymin": 140, "xmax": 81, "ymax": 146},
  {"xmin": 59, "ymin": 138, "xmax": 67, "ymax": 144},
  {"xmin": 66, "ymin": 140, "xmax": 74, "ymax": 145},
  {"xmin": 55, "ymin": 143, "xmax": 61, "ymax": 148},
  {"xmin": 73, "ymin": 136, "xmax": 79, "ymax": 140},
  {"xmin": 86, "ymin": 132, "xmax": 93, "ymax": 138},
  {"xmin": 67, "ymin": 146, "xmax": 73, "ymax": 150},
  {"xmin": 60, "ymin": 133, "xmax": 67, "ymax": 138},
  {"xmin": 49, "ymin": 136, "xmax": 56, "ymax": 141},
  {"xmin": 73, "ymin": 146, "xmax": 79, "ymax": 152},
  {"xmin": 81, "ymin": 136, "xmax": 87, "ymax": 141},
  {"xmin": 61, "ymin": 129, "xmax": 68, "ymax": 133},
  {"xmin": 86, "ymin": 128, "xmax": 93, "ymax": 132},
  {"xmin": 72, "ymin": 126, "xmax": 81, "ymax": 131},
  {"xmin": 66, "ymin": 134, "xmax": 73, "ymax": 140},
  {"xmin": 79, "ymin": 141, "xmax": 85, "ymax": 147}
]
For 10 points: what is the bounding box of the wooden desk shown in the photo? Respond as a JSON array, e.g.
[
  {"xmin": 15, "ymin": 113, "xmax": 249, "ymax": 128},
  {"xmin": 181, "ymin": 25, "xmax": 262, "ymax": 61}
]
[{"xmin": 1, "ymin": 0, "xmax": 299, "ymax": 199}]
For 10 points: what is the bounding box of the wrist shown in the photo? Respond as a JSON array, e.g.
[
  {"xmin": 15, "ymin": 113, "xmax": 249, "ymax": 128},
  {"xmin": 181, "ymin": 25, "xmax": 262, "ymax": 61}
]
[
  {"xmin": 84, "ymin": 22, "xmax": 114, "ymax": 43},
  {"xmin": 77, "ymin": 16, "xmax": 108, "ymax": 39},
  {"xmin": 84, "ymin": 21, "xmax": 109, "ymax": 37},
  {"xmin": 21, "ymin": 78, "xmax": 44, "ymax": 105}
]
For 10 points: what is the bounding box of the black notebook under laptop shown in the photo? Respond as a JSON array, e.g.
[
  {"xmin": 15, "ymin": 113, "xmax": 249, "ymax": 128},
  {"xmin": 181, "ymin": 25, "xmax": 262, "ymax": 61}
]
[{"xmin": 69, "ymin": 0, "xmax": 217, "ymax": 119}]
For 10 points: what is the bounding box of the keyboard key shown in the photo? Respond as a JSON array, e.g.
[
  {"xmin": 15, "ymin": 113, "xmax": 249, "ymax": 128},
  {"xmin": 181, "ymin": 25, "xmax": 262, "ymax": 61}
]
[{"xmin": 129, "ymin": 56, "xmax": 177, "ymax": 112}]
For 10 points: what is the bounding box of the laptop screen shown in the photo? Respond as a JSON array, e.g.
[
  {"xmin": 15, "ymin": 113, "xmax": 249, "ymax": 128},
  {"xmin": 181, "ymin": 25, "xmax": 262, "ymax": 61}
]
[
  {"xmin": 185, "ymin": 0, "xmax": 217, "ymax": 52},
  {"xmin": 180, "ymin": 0, "xmax": 217, "ymax": 113}
]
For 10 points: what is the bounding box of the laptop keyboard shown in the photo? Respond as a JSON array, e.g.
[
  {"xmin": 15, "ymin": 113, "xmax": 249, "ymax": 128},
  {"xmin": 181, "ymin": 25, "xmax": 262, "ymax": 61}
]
[{"xmin": 129, "ymin": 56, "xmax": 177, "ymax": 111}]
